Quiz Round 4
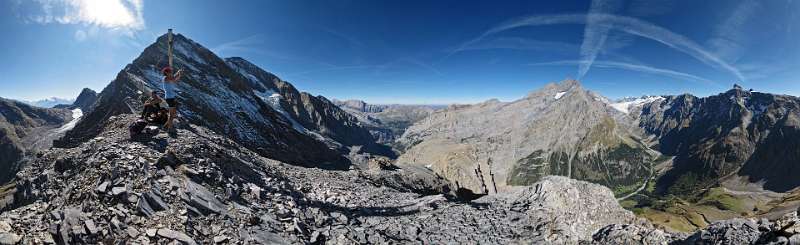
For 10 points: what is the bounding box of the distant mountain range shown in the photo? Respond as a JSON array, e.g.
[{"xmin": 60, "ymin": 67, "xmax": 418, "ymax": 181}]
[
  {"xmin": 332, "ymin": 99, "xmax": 443, "ymax": 146},
  {"xmin": 21, "ymin": 97, "xmax": 73, "ymax": 108}
]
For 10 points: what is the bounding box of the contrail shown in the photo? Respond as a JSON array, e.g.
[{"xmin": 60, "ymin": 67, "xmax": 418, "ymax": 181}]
[
  {"xmin": 578, "ymin": 0, "xmax": 624, "ymax": 79},
  {"xmin": 458, "ymin": 37, "xmax": 578, "ymax": 54},
  {"xmin": 456, "ymin": 13, "xmax": 746, "ymax": 82},
  {"xmin": 529, "ymin": 60, "xmax": 720, "ymax": 86},
  {"xmin": 706, "ymin": 0, "xmax": 759, "ymax": 63},
  {"xmin": 285, "ymin": 65, "xmax": 380, "ymax": 76}
]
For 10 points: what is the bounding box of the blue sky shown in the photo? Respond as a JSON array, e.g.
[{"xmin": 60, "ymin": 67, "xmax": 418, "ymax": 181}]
[{"xmin": 1, "ymin": 0, "xmax": 799, "ymax": 104}]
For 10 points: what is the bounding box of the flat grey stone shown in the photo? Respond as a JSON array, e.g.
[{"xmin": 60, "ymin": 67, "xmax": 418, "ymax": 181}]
[
  {"xmin": 95, "ymin": 181, "xmax": 110, "ymax": 193},
  {"xmin": 146, "ymin": 228, "xmax": 157, "ymax": 237},
  {"xmin": 84, "ymin": 219, "xmax": 98, "ymax": 235},
  {"xmin": 143, "ymin": 191, "xmax": 169, "ymax": 211},
  {"xmin": 790, "ymin": 234, "xmax": 800, "ymax": 245},
  {"xmin": 213, "ymin": 235, "xmax": 228, "ymax": 243},
  {"xmin": 111, "ymin": 186, "xmax": 127, "ymax": 196},
  {"xmin": 137, "ymin": 194, "xmax": 156, "ymax": 217},
  {"xmin": 157, "ymin": 228, "xmax": 197, "ymax": 245},
  {"xmin": 0, "ymin": 221, "xmax": 10, "ymax": 233},
  {"xmin": 127, "ymin": 227, "xmax": 139, "ymax": 238},
  {"xmin": 184, "ymin": 179, "xmax": 226, "ymax": 215},
  {"xmin": 0, "ymin": 232, "xmax": 21, "ymax": 245}
]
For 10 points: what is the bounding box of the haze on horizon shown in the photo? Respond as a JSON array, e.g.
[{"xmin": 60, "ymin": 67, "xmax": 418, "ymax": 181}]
[{"xmin": 1, "ymin": 0, "xmax": 798, "ymax": 104}]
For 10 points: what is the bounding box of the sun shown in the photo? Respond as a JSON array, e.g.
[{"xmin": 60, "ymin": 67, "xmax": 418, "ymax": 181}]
[{"xmin": 59, "ymin": 0, "xmax": 144, "ymax": 30}]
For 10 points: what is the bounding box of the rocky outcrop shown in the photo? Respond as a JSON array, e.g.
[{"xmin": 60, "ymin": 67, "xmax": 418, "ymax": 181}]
[
  {"xmin": 53, "ymin": 88, "xmax": 97, "ymax": 112},
  {"xmin": 475, "ymin": 175, "xmax": 653, "ymax": 243},
  {"xmin": 70, "ymin": 88, "xmax": 98, "ymax": 112},
  {"xmin": 637, "ymin": 86, "xmax": 800, "ymax": 193},
  {"xmin": 589, "ymin": 224, "xmax": 681, "ymax": 244},
  {"xmin": 396, "ymin": 79, "xmax": 656, "ymax": 195},
  {"xmin": 0, "ymin": 98, "xmax": 70, "ymax": 184},
  {"xmin": 683, "ymin": 210, "xmax": 800, "ymax": 244}
]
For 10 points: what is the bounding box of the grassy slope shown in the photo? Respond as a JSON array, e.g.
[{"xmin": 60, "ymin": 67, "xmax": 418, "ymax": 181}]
[{"xmin": 623, "ymin": 186, "xmax": 778, "ymax": 232}]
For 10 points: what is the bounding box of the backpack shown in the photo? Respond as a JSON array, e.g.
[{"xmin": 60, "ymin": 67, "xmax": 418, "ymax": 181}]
[{"xmin": 129, "ymin": 119, "xmax": 148, "ymax": 137}]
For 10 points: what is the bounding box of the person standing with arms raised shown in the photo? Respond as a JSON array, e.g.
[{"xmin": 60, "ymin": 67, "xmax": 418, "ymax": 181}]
[{"xmin": 162, "ymin": 29, "xmax": 183, "ymax": 131}]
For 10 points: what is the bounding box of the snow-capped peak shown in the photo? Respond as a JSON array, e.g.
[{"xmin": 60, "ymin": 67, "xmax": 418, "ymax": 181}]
[{"xmin": 610, "ymin": 96, "xmax": 663, "ymax": 114}]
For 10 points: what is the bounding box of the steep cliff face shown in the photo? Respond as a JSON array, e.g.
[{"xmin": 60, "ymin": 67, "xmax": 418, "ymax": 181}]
[
  {"xmin": 0, "ymin": 98, "xmax": 71, "ymax": 184},
  {"xmin": 396, "ymin": 80, "xmax": 656, "ymax": 195},
  {"xmin": 70, "ymin": 88, "xmax": 98, "ymax": 112},
  {"xmin": 53, "ymin": 33, "xmax": 393, "ymax": 168},
  {"xmin": 637, "ymin": 87, "xmax": 800, "ymax": 193},
  {"xmin": 225, "ymin": 58, "xmax": 393, "ymax": 157},
  {"xmin": 334, "ymin": 99, "xmax": 388, "ymax": 113}
]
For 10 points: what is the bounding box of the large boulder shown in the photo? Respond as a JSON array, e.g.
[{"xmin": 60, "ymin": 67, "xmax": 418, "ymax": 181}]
[{"xmin": 477, "ymin": 176, "xmax": 646, "ymax": 243}]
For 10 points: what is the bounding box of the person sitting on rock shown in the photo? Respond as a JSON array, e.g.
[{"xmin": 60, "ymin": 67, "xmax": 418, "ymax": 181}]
[
  {"xmin": 141, "ymin": 91, "xmax": 163, "ymax": 121},
  {"xmin": 161, "ymin": 66, "xmax": 183, "ymax": 130}
]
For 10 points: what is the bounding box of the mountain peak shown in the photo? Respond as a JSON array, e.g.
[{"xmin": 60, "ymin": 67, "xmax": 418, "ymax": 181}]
[
  {"xmin": 559, "ymin": 79, "xmax": 581, "ymax": 89},
  {"xmin": 525, "ymin": 79, "xmax": 584, "ymax": 100}
]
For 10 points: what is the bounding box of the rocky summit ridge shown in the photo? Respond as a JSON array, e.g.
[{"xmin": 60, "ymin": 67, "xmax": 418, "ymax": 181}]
[
  {"xmin": 53, "ymin": 33, "xmax": 390, "ymax": 169},
  {"xmin": 0, "ymin": 114, "xmax": 679, "ymax": 244},
  {"xmin": 4, "ymin": 114, "xmax": 799, "ymax": 244}
]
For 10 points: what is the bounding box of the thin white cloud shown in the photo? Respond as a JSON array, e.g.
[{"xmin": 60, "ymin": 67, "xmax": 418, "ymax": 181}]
[
  {"xmin": 212, "ymin": 34, "xmax": 331, "ymax": 66},
  {"xmin": 627, "ymin": 0, "xmax": 676, "ymax": 16},
  {"xmin": 458, "ymin": 13, "xmax": 747, "ymax": 82},
  {"xmin": 458, "ymin": 37, "xmax": 578, "ymax": 54},
  {"xmin": 321, "ymin": 27, "xmax": 365, "ymax": 48},
  {"xmin": 456, "ymin": 36, "xmax": 642, "ymax": 64},
  {"xmin": 578, "ymin": 0, "xmax": 624, "ymax": 78},
  {"xmin": 397, "ymin": 58, "xmax": 444, "ymax": 76},
  {"xmin": 529, "ymin": 60, "xmax": 719, "ymax": 86},
  {"xmin": 706, "ymin": 0, "xmax": 759, "ymax": 63},
  {"xmin": 212, "ymin": 34, "xmax": 269, "ymax": 56},
  {"xmin": 285, "ymin": 65, "xmax": 381, "ymax": 76},
  {"xmin": 28, "ymin": 0, "xmax": 145, "ymax": 32}
]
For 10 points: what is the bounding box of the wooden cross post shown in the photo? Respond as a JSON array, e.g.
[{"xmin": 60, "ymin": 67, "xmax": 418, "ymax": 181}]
[{"xmin": 167, "ymin": 29, "xmax": 174, "ymax": 68}]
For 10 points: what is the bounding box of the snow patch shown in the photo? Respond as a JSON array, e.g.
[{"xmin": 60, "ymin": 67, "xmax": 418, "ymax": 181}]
[
  {"xmin": 254, "ymin": 89, "xmax": 331, "ymax": 143},
  {"xmin": 174, "ymin": 40, "xmax": 207, "ymax": 66},
  {"xmin": 610, "ymin": 96, "xmax": 664, "ymax": 114},
  {"xmin": 179, "ymin": 75, "xmax": 269, "ymax": 142},
  {"xmin": 254, "ymin": 90, "xmax": 306, "ymax": 132},
  {"xmin": 57, "ymin": 108, "xmax": 83, "ymax": 133},
  {"xmin": 226, "ymin": 61, "xmax": 265, "ymax": 90},
  {"xmin": 554, "ymin": 92, "xmax": 567, "ymax": 100}
]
